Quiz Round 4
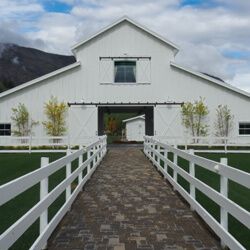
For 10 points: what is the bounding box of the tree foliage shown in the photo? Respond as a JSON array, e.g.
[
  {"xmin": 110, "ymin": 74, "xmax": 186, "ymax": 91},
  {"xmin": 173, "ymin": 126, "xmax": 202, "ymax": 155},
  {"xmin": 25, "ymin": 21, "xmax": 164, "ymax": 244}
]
[
  {"xmin": 106, "ymin": 116, "xmax": 118, "ymax": 135},
  {"xmin": 214, "ymin": 105, "xmax": 234, "ymax": 138},
  {"xmin": 11, "ymin": 103, "xmax": 38, "ymax": 136},
  {"xmin": 181, "ymin": 97, "xmax": 209, "ymax": 138},
  {"xmin": 43, "ymin": 96, "xmax": 68, "ymax": 136}
]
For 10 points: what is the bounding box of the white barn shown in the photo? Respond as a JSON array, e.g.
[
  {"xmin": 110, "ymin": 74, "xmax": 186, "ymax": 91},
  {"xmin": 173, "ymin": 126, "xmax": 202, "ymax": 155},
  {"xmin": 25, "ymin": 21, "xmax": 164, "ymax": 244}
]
[
  {"xmin": 123, "ymin": 115, "xmax": 145, "ymax": 141},
  {"xmin": 0, "ymin": 16, "xmax": 250, "ymax": 145}
]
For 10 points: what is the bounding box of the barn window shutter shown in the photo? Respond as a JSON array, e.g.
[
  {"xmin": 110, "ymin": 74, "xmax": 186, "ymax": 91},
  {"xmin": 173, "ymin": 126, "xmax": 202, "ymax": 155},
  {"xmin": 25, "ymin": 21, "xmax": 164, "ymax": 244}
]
[
  {"xmin": 99, "ymin": 59, "xmax": 113, "ymax": 83},
  {"xmin": 136, "ymin": 58, "xmax": 151, "ymax": 84}
]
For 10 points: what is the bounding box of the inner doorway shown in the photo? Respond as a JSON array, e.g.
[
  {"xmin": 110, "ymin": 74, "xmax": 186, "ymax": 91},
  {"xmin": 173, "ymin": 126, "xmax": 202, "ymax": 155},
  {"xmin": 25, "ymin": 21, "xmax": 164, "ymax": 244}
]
[{"xmin": 98, "ymin": 106, "xmax": 154, "ymax": 143}]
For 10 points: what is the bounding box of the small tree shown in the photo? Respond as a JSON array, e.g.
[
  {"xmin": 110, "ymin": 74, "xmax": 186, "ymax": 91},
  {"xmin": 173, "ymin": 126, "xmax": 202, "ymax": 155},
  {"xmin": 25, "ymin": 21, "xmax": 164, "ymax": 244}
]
[
  {"xmin": 181, "ymin": 98, "xmax": 209, "ymax": 141},
  {"xmin": 43, "ymin": 96, "xmax": 68, "ymax": 138},
  {"xmin": 11, "ymin": 103, "xmax": 38, "ymax": 138},
  {"xmin": 106, "ymin": 116, "xmax": 118, "ymax": 135},
  {"xmin": 214, "ymin": 105, "xmax": 234, "ymax": 141}
]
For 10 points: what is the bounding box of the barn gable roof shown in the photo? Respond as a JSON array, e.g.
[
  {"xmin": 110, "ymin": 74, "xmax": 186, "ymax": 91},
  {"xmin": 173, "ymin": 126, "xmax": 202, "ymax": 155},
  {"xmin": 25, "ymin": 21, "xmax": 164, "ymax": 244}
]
[
  {"xmin": 71, "ymin": 16, "xmax": 180, "ymax": 53},
  {"xmin": 123, "ymin": 115, "xmax": 145, "ymax": 123},
  {"xmin": 0, "ymin": 61, "xmax": 81, "ymax": 99},
  {"xmin": 170, "ymin": 62, "xmax": 250, "ymax": 98}
]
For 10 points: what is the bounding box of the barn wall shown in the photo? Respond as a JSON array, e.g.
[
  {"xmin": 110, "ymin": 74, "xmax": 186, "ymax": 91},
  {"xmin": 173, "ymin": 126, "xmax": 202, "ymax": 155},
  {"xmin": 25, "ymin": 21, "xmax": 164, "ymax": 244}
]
[
  {"xmin": 74, "ymin": 21, "xmax": 250, "ymax": 141},
  {"xmin": 0, "ymin": 66, "xmax": 98, "ymax": 140},
  {"xmin": 0, "ymin": 20, "xmax": 250, "ymax": 142}
]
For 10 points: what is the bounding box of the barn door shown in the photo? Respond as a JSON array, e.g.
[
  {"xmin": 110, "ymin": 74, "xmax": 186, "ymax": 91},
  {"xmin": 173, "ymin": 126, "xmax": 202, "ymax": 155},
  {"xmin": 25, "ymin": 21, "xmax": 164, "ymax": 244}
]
[
  {"xmin": 69, "ymin": 106, "xmax": 98, "ymax": 145},
  {"xmin": 154, "ymin": 106, "xmax": 182, "ymax": 137}
]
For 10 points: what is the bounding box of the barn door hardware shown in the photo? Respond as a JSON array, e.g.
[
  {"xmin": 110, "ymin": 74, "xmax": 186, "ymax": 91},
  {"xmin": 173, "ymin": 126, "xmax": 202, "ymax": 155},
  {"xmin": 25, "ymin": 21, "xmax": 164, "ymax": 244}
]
[
  {"xmin": 68, "ymin": 102, "xmax": 184, "ymax": 107},
  {"xmin": 99, "ymin": 56, "xmax": 151, "ymax": 60}
]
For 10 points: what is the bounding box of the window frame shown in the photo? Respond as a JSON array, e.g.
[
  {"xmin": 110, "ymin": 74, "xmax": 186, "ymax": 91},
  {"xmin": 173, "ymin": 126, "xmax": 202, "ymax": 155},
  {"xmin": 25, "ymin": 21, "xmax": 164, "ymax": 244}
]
[
  {"xmin": 238, "ymin": 121, "xmax": 250, "ymax": 136},
  {"xmin": 113, "ymin": 60, "xmax": 137, "ymax": 84},
  {"xmin": 0, "ymin": 123, "xmax": 11, "ymax": 136}
]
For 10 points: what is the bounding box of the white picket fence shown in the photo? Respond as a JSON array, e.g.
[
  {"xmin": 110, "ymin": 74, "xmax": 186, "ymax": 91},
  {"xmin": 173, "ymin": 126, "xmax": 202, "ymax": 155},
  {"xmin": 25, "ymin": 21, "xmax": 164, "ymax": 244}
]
[
  {"xmin": 144, "ymin": 136, "xmax": 250, "ymax": 250},
  {"xmin": 0, "ymin": 136, "xmax": 107, "ymax": 250}
]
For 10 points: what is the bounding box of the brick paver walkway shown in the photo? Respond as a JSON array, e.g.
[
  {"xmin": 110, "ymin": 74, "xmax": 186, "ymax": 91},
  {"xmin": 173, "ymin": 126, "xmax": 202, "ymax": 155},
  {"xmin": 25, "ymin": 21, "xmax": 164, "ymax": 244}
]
[{"xmin": 48, "ymin": 148, "xmax": 220, "ymax": 250}]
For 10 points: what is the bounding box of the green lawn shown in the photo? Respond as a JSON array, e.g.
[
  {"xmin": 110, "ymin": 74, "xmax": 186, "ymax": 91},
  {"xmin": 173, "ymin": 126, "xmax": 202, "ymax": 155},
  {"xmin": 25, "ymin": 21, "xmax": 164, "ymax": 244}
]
[
  {"xmin": 0, "ymin": 152, "xmax": 249, "ymax": 250},
  {"xmin": 159, "ymin": 152, "xmax": 250, "ymax": 250},
  {"xmin": 0, "ymin": 152, "xmax": 87, "ymax": 250}
]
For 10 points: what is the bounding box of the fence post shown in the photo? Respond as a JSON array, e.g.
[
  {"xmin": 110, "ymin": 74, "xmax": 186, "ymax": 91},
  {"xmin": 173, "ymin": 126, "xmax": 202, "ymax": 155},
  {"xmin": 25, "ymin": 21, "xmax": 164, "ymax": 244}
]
[
  {"xmin": 87, "ymin": 148, "xmax": 91, "ymax": 177},
  {"xmin": 157, "ymin": 145, "xmax": 161, "ymax": 167},
  {"xmin": 94, "ymin": 145, "xmax": 97, "ymax": 166},
  {"xmin": 104, "ymin": 137, "xmax": 107, "ymax": 155},
  {"xmin": 184, "ymin": 133, "xmax": 187, "ymax": 151},
  {"xmin": 98, "ymin": 142, "xmax": 101, "ymax": 161},
  {"xmin": 154, "ymin": 143, "xmax": 157, "ymax": 165},
  {"xmin": 100, "ymin": 139, "xmax": 103, "ymax": 158},
  {"xmin": 147, "ymin": 138, "xmax": 150, "ymax": 157},
  {"xmin": 101, "ymin": 138, "xmax": 105, "ymax": 157},
  {"xmin": 151, "ymin": 140, "xmax": 154, "ymax": 159},
  {"xmin": 220, "ymin": 157, "xmax": 228, "ymax": 248},
  {"xmin": 29, "ymin": 134, "xmax": 32, "ymax": 153},
  {"xmin": 78, "ymin": 146, "xmax": 83, "ymax": 184},
  {"xmin": 155, "ymin": 143, "xmax": 159, "ymax": 168},
  {"xmin": 189, "ymin": 149, "xmax": 195, "ymax": 210},
  {"xmin": 40, "ymin": 157, "xmax": 49, "ymax": 249},
  {"xmin": 163, "ymin": 148, "xmax": 168, "ymax": 179},
  {"xmin": 173, "ymin": 144, "xmax": 178, "ymax": 189},
  {"xmin": 66, "ymin": 149, "xmax": 71, "ymax": 201}
]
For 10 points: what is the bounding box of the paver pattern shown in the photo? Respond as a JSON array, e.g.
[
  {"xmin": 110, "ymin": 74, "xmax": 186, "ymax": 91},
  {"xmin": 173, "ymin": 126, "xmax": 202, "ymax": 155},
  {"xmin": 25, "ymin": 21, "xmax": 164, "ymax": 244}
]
[{"xmin": 48, "ymin": 148, "xmax": 221, "ymax": 250}]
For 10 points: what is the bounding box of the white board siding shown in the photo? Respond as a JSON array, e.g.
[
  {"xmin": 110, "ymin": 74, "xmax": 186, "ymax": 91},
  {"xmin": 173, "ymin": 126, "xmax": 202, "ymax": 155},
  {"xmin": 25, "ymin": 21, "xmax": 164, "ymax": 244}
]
[
  {"xmin": 136, "ymin": 58, "xmax": 151, "ymax": 84},
  {"xmin": 0, "ymin": 19, "xmax": 249, "ymax": 142},
  {"xmin": 99, "ymin": 59, "xmax": 114, "ymax": 83}
]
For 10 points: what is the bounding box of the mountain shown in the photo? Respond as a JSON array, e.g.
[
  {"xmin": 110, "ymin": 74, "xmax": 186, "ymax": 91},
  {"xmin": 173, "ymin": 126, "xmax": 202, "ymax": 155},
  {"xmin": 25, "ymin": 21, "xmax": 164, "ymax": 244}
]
[{"xmin": 0, "ymin": 43, "xmax": 75, "ymax": 93}]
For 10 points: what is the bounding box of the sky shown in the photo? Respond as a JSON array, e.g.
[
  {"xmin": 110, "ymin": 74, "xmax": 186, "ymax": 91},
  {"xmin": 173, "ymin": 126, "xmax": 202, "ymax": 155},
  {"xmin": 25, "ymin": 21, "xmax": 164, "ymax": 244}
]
[{"xmin": 0, "ymin": 0, "xmax": 250, "ymax": 92}]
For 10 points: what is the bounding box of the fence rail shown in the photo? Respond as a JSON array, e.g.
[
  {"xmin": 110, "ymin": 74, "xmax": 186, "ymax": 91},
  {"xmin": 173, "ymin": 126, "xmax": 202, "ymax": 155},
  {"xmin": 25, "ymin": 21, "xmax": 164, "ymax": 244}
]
[
  {"xmin": 0, "ymin": 135, "xmax": 101, "ymax": 149},
  {"xmin": 154, "ymin": 135, "xmax": 250, "ymax": 151},
  {"xmin": 144, "ymin": 136, "xmax": 250, "ymax": 250},
  {"xmin": 0, "ymin": 136, "xmax": 107, "ymax": 250}
]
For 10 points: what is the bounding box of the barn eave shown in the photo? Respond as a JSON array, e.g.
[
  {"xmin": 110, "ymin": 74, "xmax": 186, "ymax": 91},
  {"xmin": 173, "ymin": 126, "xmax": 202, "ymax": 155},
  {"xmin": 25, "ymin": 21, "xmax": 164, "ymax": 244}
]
[
  {"xmin": 170, "ymin": 62, "xmax": 250, "ymax": 99},
  {"xmin": 0, "ymin": 61, "xmax": 81, "ymax": 99}
]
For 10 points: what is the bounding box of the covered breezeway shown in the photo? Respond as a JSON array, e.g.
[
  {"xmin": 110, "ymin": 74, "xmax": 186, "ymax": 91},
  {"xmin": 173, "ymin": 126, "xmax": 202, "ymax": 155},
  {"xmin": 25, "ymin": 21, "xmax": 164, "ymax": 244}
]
[{"xmin": 97, "ymin": 105, "xmax": 154, "ymax": 137}]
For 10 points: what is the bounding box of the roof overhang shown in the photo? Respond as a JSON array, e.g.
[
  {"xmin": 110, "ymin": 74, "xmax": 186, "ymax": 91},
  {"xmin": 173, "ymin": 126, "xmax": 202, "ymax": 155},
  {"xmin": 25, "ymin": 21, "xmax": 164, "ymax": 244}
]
[
  {"xmin": 170, "ymin": 62, "xmax": 250, "ymax": 99},
  {"xmin": 123, "ymin": 115, "xmax": 145, "ymax": 123},
  {"xmin": 0, "ymin": 61, "xmax": 81, "ymax": 99}
]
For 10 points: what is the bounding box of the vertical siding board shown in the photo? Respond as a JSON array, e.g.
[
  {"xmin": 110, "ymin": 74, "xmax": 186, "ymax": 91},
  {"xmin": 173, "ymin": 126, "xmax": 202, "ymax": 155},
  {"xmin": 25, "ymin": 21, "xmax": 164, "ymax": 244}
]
[{"xmin": 0, "ymin": 21, "xmax": 249, "ymax": 140}]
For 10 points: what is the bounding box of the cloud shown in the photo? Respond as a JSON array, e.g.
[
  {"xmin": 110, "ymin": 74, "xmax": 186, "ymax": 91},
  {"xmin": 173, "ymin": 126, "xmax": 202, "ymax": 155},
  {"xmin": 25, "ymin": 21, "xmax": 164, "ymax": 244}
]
[
  {"xmin": 26, "ymin": 12, "xmax": 77, "ymax": 54},
  {"xmin": 175, "ymin": 43, "xmax": 235, "ymax": 79},
  {"xmin": 216, "ymin": 0, "xmax": 250, "ymax": 12},
  {"xmin": 0, "ymin": 0, "xmax": 250, "ymax": 92},
  {"xmin": 231, "ymin": 73, "xmax": 250, "ymax": 93},
  {"xmin": 0, "ymin": 22, "xmax": 46, "ymax": 50},
  {"xmin": 0, "ymin": 0, "xmax": 44, "ymax": 18}
]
